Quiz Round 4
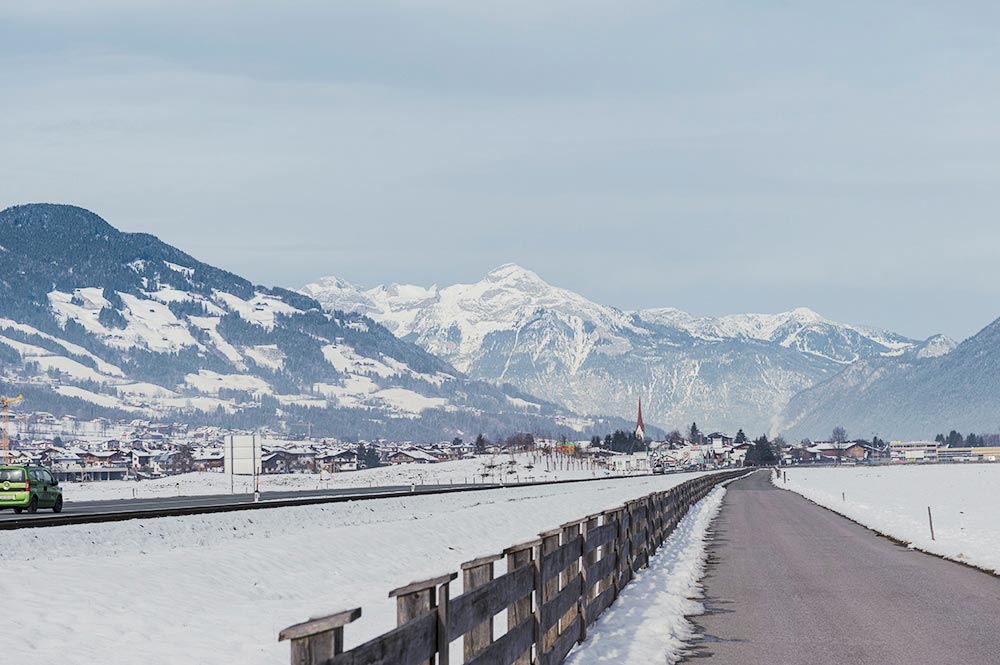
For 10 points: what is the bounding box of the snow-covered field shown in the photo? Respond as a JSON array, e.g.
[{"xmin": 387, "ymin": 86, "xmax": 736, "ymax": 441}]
[
  {"xmin": 65, "ymin": 453, "xmax": 613, "ymax": 501},
  {"xmin": 1, "ymin": 472, "xmax": 708, "ymax": 665},
  {"xmin": 776, "ymin": 464, "xmax": 1000, "ymax": 574},
  {"xmin": 565, "ymin": 481, "xmax": 731, "ymax": 665}
]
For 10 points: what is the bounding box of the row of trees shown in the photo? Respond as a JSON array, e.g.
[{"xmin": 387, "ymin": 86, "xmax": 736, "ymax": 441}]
[{"xmin": 934, "ymin": 430, "xmax": 1000, "ymax": 448}]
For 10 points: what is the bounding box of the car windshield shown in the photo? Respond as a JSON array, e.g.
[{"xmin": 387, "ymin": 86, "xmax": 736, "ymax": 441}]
[{"xmin": 0, "ymin": 469, "xmax": 26, "ymax": 482}]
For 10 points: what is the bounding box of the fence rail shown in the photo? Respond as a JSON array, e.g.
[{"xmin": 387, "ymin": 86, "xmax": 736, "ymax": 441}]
[{"xmin": 280, "ymin": 470, "xmax": 745, "ymax": 665}]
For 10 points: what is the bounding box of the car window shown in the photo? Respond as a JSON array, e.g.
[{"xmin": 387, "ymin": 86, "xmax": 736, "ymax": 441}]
[
  {"xmin": 39, "ymin": 470, "xmax": 53, "ymax": 484},
  {"xmin": 0, "ymin": 469, "xmax": 25, "ymax": 482},
  {"xmin": 28, "ymin": 470, "xmax": 39, "ymax": 481}
]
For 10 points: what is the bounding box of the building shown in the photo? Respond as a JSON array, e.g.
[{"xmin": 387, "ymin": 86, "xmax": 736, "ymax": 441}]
[
  {"xmin": 936, "ymin": 446, "xmax": 1000, "ymax": 463},
  {"xmin": 889, "ymin": 441, "xmax": 940, "ymax": 463}
]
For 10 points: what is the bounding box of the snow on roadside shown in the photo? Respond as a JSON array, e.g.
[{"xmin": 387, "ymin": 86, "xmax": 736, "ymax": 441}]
[
  {"xmin": 565, "ymin": 480, "xmax": 733, "ymax": 665},
  {"xmin": 0, "ymin": 473, "xmax": 708, "ymax": 665},
  {"xmin": 775, "ymin": 465, "xmax": 1000, "ymax": 574},
  {"xmin": 65, "ymin": 453, "xmax": 617, "ymax": 501}
]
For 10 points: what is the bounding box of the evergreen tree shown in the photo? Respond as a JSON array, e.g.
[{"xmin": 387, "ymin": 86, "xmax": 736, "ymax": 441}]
[
  {"xmin": 735, "ymin": 429, "xmax": 747, "ymax": 444},
  {"xmin": 689, "ymin": 422, "xmax": 701, "ymax": 445},
  {"xmin": 474, "ymin": 434, "xmax": 488, "ymax": 454}
]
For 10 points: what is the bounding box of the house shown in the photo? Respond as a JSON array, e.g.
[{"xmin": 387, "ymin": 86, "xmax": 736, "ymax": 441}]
[
  {"xmin": 387, "ymin": 448, "xmax": 439, "ymax": 464},
  {"xmin": 318, "ymin": 449, "xmax": 359, "ymax": 472},
  {"xmin": 261, "ymin": 451, "xmax": 293, "ymax": 474},
  {"xmin": 707, "ymin": 433, "xmax": 734, "ymax": 451},
  {"xmin": 128, "ymin": 449, "xmax": 156, "ymax": 471},
  {"xmin": 808, "ymin": 441, "xmax": 868, "ymax": 461},
  {"xmin": 193, "ymin": 448, "xmax": 225, "ymax": 472}
]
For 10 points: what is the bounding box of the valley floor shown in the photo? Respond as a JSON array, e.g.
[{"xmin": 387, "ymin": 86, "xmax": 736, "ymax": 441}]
[
  {"xmin": 777, "ymin": 463, "xmax": 1000, "ymax": 574},
  {"xmin": 63, "ymin": 452, "xmax": 610, "ymax": 501},
  {"xmin": 0, "ymin": 472, "xmax": 703, "ymax": 665}
]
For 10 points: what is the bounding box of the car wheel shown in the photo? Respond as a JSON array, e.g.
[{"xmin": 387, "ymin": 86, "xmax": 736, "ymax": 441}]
[
  {"xmin": 13, "ymin": 507, "xmax": 22, "ymax": 514},
  {"xmin": 27, "ymin": 496, "xmax": 38, "ymax": 514},
  {"xmin": 53, "ymin": 496, "xmax": 63, "ymax": 513}
]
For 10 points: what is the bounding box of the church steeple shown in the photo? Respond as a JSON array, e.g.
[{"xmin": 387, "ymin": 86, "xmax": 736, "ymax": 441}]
[{"xmin": 635, "ymin": 398, "xmax": 645, "ymax": 441}]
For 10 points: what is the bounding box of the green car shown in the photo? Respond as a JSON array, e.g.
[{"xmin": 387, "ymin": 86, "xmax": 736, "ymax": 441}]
[{"xmin": 0, "ymin": 465, "xmax": 63, "ymax": 514}]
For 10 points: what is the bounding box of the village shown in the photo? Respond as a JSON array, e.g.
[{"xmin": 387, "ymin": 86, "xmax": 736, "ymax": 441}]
[{"xmin": 2, "ymin": 411, "xmax": 998, "ymax": 485}]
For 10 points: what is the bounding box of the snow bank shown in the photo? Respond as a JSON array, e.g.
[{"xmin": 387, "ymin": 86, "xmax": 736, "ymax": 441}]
[
  {"xmin": 776, "ymin": 465, "xmax": 1000, "ymax": 574},
  {"xmin": 64, "ymin": 452, "xmax": 615, "ymax": 501},
  {"xmin": 0, "ymin": 473, "xmax": 707, "ymax": 665},
  {"xmin": 565, "ymin": 481, "xmax": 731, "ymax": 664}
]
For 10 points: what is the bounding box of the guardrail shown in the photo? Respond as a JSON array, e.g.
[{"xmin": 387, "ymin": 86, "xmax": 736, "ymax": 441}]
[{"xmin": 279, "ymin": 470, "xmax": 745, "ymax": 665}]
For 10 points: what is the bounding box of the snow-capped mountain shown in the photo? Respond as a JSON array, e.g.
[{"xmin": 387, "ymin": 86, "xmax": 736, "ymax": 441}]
[
  {"xmin": 304, "ymin": 264, "xmax": 952, "ymax": 434},
  {"xmin": 0, "ymin": 205, "xmax": 632, "ymax": 441},
  {"xmin": 776, "ymin": 319, "xmax": 998, "ymax": 440}
]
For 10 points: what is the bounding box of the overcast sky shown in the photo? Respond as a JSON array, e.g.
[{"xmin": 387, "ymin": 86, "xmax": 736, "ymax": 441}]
[{"xmin": 3, "ymin": 2, "xmax": 999, "ymax": 341}]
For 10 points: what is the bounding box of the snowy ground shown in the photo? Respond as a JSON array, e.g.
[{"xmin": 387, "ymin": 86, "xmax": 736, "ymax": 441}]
[
  {"xmin": 1, "ymin": 472, "xmax": 707, "ymax": 665},
  {"xmin": 776, "ymin": 464, "xmax": 1000, "ymax": 574},
  {"xmin": 565, "ymin": 480, "xmax": 732, "ymax": 665},
  {"xmin": 64, "ymin": 453, "xmax": 613, "ymax": 501}
]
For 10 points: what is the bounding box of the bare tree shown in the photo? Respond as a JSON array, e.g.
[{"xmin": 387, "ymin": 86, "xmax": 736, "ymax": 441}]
[{"xmin": 832, "ymin": 426, "xmax": 847, "ymax": 443}]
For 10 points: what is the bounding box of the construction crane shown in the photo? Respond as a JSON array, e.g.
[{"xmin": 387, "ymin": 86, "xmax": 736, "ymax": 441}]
[{"xmin": 1, "ymin": 394, "xmax": 24, "ymax": 464}]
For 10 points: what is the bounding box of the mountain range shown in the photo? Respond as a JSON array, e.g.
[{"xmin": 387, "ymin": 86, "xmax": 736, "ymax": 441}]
[
  {"xmin": 2, "ymin": 203, "xmax": 992, "ymax": 442},
  {"xmin": 303, "ymin": 265, "xmax": 959, "ymax": 436},
  {"xmin": 0, "ymin": 204, "xmax": 639, "ymax": 442}
]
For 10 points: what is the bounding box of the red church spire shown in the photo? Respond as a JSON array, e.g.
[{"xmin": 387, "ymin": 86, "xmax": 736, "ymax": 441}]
[{"xmin": 635, "ymin": 397, "xmax": 645, "ymax": 441}]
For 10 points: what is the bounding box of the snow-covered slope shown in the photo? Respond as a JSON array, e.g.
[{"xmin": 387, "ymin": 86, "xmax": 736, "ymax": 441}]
[
  {"xmin": 0, "ymin": 205, "xmax": 626, "ymax": 441},
  {"xmin": 304, "ymin": 264, "xmax": 946, "ymax": 433},
  {"xmin": 776, "ymin": 317, "xmax": 999, "ymax": 440}
]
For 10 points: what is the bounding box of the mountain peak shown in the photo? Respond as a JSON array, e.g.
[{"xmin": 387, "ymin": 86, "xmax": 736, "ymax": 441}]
[
  {"xmin": 484, "ymin": 263, "xmax": 545, "ymax": 285},
  {"xmin": 1, "ymin": 203, "xmax": 118, "ymax": 237},
  {"xmin": 786, "ymin": 306, "xmax": 823, "ymax": 321}
]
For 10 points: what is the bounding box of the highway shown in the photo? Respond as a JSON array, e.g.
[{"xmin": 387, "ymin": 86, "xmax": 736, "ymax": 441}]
[
  {"xmin": 690, "ymin": 471, "xmax": 1000, "ymax": 664},
  {"xmin": 0, "ymin": 482, "xmax": 497, "ymax": 529}
]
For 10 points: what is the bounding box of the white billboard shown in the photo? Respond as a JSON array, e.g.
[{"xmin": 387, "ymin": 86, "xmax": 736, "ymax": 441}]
[{"xmin": 225, "ymin": 434, "xmax": 262, "ymax": 476}]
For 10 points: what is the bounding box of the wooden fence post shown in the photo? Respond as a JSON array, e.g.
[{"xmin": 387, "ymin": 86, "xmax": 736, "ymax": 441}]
[
  {"xmin": 560, "ymin": 519, "xmax": 584, "ymax": 636},
  {"xmin": 388, "ymin": 573, "xmax": 456, "ymax": 665},
  {"xmin": 505, "ymin": 538, "xmax": 541, "ymax": 665},
  {"xmin": 461, "ymin": 553, "xmax": 503, "ymax": 661},
  {"xmin": 538, "ymin": 527, "xmax": 562, "ymax": 652},
  {"xmin": 278, "ymin": 607, "xmax": 361, "ymax": 665}
]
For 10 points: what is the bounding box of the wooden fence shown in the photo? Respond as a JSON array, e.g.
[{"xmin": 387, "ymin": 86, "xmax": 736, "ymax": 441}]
[{"xmin": 279, "ymin": 470, "xmax": 745, "ymax": 665}]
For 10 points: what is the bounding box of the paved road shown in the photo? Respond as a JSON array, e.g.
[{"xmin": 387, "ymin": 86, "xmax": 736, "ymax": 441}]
[
  {"xmin": 690, "ymin": 471, "xmax": 1000, "ymax": 664},
  {"xmin": 0, "ymin": 483, "xmax": 492, "ymax": 526}
]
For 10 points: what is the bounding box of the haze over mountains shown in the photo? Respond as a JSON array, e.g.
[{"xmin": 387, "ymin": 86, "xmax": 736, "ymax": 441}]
[
  {"xmin": 0, "ymin": 204, "xmax": 638, "ymax": 442},
  {"xmin": 303, "ymin": 265, "xmax": 961, "ymax": 437}
]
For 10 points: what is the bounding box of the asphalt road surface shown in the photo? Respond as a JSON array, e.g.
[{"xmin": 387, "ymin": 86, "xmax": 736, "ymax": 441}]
[
  {"xmin": 690, "ymin": 471, "xmax": 1000, "ymax": 664},
  {"xmin": 0, "ymin": 483, "xmax": 492, "ymax": 526}
]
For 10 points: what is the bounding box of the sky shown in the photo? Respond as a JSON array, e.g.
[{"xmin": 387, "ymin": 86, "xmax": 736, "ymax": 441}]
[{"xmin": 2, "ymin": 1, "xmax": 1000, "ymax": 341}]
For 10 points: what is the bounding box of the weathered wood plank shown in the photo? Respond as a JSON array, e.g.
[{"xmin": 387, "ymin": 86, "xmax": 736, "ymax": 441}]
[
  {"xmin": 540, "ymin": 536, "xmax": 581, "ymax": 582},
  {"xmin": 507, "ymin": 544, "xmax": 535, "ymax": 665},
  {"xmin": 449, "ymin": 564, "xmax": 535, "ymax": 638},
  {"xmin": 585, "ymin": 553, "xmax": 617, "ymax": 590},
  {"xmin": 540, "ymin": 573, "xmax": 581, "ymax": 632},
  {"xmin": 279, "ymin": 607, "xmax": 361, "ymax": 641},
  {"xmin": 560, "ymin": 523, "xmax": 582, "ymax": 635},
  {"xmin": 462, "ymin": 559, "xmax": 495, "ymax": 661},
  {"xmin": 464, "ymin": 617, "xmax": 535, "ymax": 665},
  {"xmin": 388, "ymin": 572, "xmax": 457, "ymax": 599},
  {"xmin": 586, "ymin": 586, "xmax": 615, "ymax": 626},
  {"xmin": 540, "ymin": 615, "xmax": 581, "ymax": 665},
  {"xmin": 330, "ymin": 610, "xmax": 437, "ymax": 665},
  {"xmin": 581, "ymin": 522, "xmax": 617, "ymax": 555},
  {"xmin": 539, "ymin": 531, "xmax": 561, "ymax": 652}
]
